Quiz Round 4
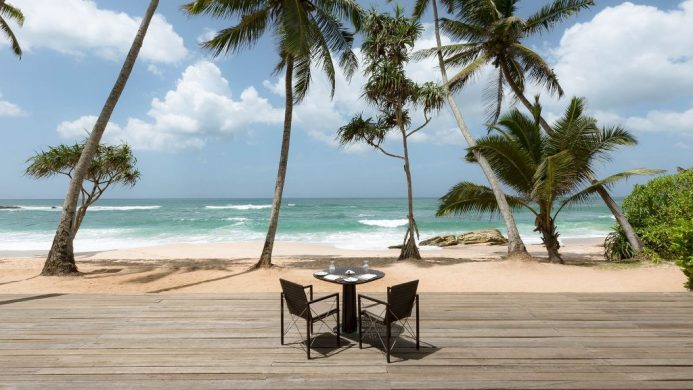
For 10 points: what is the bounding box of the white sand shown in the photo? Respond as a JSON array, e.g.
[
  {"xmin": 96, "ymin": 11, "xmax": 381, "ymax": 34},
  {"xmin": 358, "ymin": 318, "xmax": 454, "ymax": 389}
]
[{"xmin": 0, "ymin": 239, "xmax": 687, "ymax": 294}]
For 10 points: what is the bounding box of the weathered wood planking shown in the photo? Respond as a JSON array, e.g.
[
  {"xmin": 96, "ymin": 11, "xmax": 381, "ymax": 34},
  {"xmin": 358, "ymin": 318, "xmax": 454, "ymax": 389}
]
[{"xmin": 1, "ymin": 293, "xmax": 692, "ymax": 389}]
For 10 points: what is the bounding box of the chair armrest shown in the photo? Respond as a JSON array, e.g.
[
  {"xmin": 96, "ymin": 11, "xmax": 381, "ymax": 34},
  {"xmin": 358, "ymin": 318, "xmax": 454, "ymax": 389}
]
[
  {"xmin": 358, "ymin": 294, "xmax": 388, "ymax": 306},
  {"xmin": 304, "ymin": 284, "xmax": 313, "ymax": 300},
  {"xmin": 309, "ymin": 292, "xmax": 338, "ymax": 305}
]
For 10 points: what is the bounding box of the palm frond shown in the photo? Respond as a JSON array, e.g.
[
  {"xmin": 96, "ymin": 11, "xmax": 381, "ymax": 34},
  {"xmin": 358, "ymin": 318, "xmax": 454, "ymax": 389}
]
[
  {"xmin": 446, "ymin": 52, "xmax": 489, "ymax": 92},
  {"xmin": 511, "ymin": 43, "xmax": 563, "ymax": 98},
  {"xmin": 471, "ymin": 134, "xmax": 536, "ymax": 195},
  {"xmin": 437, "ymin": 181, "xmax": 531, "ymax": 216},
  {"xmin": 292, "ymin": 54, "xmax": 312, "ymax": 103},
  {"xmin": 201, "ymin": 7, "xmax": 271, "ymax": 56},
  {"xmin": 336, "ymin": 115, "xmax": 387, "ymax": 146},
  {"xmin": 0, "ymin": 3, "xmax": 24, "ymax": 25},
  {"xmin": 524, "ymin": 0, "xmax": 595, "ymax": 36}
]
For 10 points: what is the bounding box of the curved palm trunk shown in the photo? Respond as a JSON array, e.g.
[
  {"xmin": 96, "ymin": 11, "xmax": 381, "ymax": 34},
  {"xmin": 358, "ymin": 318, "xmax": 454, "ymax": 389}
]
[
  {"xmin": 399, "ymin": 124, "xmax": 421, "ymax": 261},
  {"xmin": 257, "ymin": 57, "xmax": 294, "ymax": 268},
  {"xmin": 42, "ymin": 0, "xmax": 158, "ymax": 276},
  {"xmin": 535, "ymin": 205, "xmax": 563, "ymax": 264},
  {"xmin": 498, "ymin": 62, "xmax": 644, "ymax": 252},
  {"xmin": 431, "ymin": 0, "xmax": 528, "ymax": 258}
]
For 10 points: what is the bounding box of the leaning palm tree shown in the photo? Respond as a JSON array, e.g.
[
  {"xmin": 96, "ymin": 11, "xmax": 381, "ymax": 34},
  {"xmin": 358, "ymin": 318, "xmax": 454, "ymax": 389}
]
[
  {"xmin": 42, "ymin": 0, "xmax": 159, "ymax": 276},
  {"xmin": 337, "ymin": 8, "xmax": 445, "ymax": 260},
  {"xmin": 438, "ymin": 98, "xmax": 661, "ymax": 263},
  {"xmin": 183, "ymin": 0, "xmax": 363, "ymax": 268},
  {"xmin": 411, "ymin": 0, "xmax": 530, "ymax": 258},
  {"xmin": 433, "ymin": 0, "xmax": 646, "ymax": 252},
  {"xmin": 0, "ymin": 0, "xmax": 24, "ymax": 58}
]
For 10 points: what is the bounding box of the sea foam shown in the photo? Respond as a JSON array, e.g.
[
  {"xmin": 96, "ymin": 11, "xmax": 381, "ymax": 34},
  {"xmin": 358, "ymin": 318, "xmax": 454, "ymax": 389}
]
[
  {"xmin": 206, "ymin": 204, "xmax": 272, "ymax": 210},
  {"xmin": 358, "ymin": 219, "xmax": 409, "ymax": 228}
]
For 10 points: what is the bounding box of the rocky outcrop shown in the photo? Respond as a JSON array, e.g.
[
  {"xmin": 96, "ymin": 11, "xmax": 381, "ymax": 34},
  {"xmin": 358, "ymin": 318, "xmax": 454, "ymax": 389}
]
[
  {"xmin": 457, "ymin": 229, "xmax": 508, "ymax": 245},
  {"xmin": 0, "ymin": 205, "xmax": 20, "ymax": 209},
  {"xmin": 419, "ymin": 229, "xmax": 508, "ymax": 247}
]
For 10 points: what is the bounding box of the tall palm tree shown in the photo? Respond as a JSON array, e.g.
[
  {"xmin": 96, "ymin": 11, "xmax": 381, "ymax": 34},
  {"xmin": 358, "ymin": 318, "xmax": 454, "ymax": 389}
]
[
  {"xmin": 412, "ymin": 0, "xmax": 529, "ymax": 258},
  {"xmin": 183, "ymin": 0, "xmax": 363, "ymax": 268},
  {"xmin": 0, "ymin": 0, "xmax": 24, "ymax": 58},
  {"xmin": 42, "ymin": 0, "xmax": 159, "ymax": 276},
  {"xmin": 431, "ymin": 0, "xmax": 645, "ymax": 252},
  {"xmin": 438, "ymin": 97, "xmax": 661, "ymax": 263},
  {"xmin": 337, "ymin": 8, "xmax": 445, "ymax": 260}
]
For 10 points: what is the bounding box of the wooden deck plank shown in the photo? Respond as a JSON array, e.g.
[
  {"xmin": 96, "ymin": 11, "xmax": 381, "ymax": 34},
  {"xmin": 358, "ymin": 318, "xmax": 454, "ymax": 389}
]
[{"xmin": 0, "ymin": 293, "xmax": 692, "ymax": 389}]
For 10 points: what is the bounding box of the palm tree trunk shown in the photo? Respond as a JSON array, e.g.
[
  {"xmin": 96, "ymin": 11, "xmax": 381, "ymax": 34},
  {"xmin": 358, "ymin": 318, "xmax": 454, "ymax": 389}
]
[
  {"xmin": 399, "ymin": 123, "xmax": 421, "ymax": 261},
  {"xmin": 535, "ymin": 209, "xmax": 563, "ymax": 264},
  {"xmin": 430, "ymin": 0, "xmax": 529, "ymax": 258},
  {"xmin": 498, "ymin": 61, "xmax": 644, "ymax": 252},
  {"xmin": 257, "ymin": 56, "xmax": 294, "ymax": 268},
  {"xmin": 41, "ymin": 0, "xmax": 159, "ymax": 276}
]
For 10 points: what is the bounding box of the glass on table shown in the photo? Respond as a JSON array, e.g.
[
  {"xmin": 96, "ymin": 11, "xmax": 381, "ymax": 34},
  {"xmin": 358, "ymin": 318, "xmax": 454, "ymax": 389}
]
[
  {"xmin": 328, "ymin": 260, "xmax": 336, "ymax": 274},
  {"xmin": 363, "ymin": 260, "xmax": 369, "ymax": 273}
]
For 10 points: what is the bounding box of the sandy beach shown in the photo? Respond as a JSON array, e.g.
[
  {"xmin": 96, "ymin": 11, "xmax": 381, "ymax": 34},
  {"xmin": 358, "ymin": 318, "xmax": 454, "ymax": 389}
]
[{"xmin": 0, "ymin": 238, "xmax": 686, "ymax": 294}]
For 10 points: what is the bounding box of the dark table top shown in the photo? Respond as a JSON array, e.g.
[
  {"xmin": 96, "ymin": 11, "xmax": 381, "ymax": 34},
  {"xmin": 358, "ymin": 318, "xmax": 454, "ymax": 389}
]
[{"xmin": 312, "ymin": 266, "xmax": 385, "ymax": 285}]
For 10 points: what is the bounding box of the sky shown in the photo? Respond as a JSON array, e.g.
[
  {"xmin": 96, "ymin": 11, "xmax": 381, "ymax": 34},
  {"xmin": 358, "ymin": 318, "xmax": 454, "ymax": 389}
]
[{"xmin": 0, "ymin": 0, "xmax": 691, "ymax": 199}]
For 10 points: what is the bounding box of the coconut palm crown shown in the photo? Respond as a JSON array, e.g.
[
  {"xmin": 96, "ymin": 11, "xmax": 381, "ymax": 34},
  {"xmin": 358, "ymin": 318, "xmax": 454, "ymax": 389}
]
[
  {"xmin": 437, "ymin": 97, "xmax": 661, "ymax": 263},
  {"xmin": 1, "ymin": 1, "xmax": 24, "ymax": 58},
  {"xmin": 417, "ymin": 0, "xmax": 594, "ymax": 124},
  {"xmin": 182, "ymin": 0, "xmax": 362, "ymax": 102}
]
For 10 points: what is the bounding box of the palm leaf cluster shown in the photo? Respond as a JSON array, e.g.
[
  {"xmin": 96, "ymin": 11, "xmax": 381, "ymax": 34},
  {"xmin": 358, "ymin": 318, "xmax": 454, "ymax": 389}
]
[
  {"xmin": 438, "ymin": 97, "xmax": 660, "ymax": 263},
  {"xmin": 416, "ymin": 0, "xmax": 594, "ymax": 124},
  {"xmin": 183, "ymin": 0, "xmax": 363, "ymax": 102},
  {"xmin": 1, "ymin": 1, "xmax": 24, "ymax": 58}
]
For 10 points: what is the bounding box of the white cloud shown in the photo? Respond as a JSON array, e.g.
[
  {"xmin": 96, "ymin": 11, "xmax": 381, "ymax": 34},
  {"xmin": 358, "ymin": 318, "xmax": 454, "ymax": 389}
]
[
  {"xmin": 622, "ymin": 108, "xmax": 693, "ymax": 134},
  {"xmin": 0, "ymin": 94, "xmax": 26, "ymax": 117},
  {"xmin": 58, "ymin": 61, "xmax": 284, "ymax": 150},
  {"xmin": 5, "ymin": 0, "xmax": 187, "ymax": 63},
  {"xmin": 551, "ymin": 1, "xmax": 693, "ymax": 109}
]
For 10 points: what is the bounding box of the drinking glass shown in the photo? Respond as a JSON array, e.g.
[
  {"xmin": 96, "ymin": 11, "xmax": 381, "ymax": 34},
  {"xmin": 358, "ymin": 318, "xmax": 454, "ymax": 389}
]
[
  {"xmin": 362, "ymin": 260, "xmax": 369, "ymax": 273},
  {"xmin": 328, "ymin": 260, "xmax": 336, "ymax": 274}
]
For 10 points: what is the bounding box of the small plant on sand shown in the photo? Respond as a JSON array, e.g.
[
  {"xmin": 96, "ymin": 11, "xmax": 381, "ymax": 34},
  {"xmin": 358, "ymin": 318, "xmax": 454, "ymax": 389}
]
[
  {"xmin": 26, "ymin": 142, "xmax": 140, "ymax": 239},
  {"xmin": 337, "ymin": 8, "xmax": 445, "ymax": 260}
]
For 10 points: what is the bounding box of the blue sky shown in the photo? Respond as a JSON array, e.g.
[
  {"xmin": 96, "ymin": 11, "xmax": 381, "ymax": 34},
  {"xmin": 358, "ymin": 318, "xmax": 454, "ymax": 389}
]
[{"xmin": 0, "ymin": 0, "xmax": 691, "ymax": 199}]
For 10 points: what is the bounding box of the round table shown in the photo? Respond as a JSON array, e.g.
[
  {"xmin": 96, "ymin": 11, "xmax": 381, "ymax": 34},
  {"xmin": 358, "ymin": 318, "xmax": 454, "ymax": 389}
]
[{"xmin": 313, "ymin": 266, "xmax": 385, "ymax": 334}]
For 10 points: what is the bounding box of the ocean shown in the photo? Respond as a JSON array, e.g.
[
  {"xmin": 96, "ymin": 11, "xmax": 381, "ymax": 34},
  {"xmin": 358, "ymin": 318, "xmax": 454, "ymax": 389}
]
[{"xmin": 0, "ymin": 198, "xmax": 616, "ymax": 252}]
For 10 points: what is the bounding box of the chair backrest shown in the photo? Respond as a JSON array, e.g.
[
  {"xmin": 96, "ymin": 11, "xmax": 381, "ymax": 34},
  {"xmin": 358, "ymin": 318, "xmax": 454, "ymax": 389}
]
[
  {"xmin": 280, "ymin": 279, "xmax": 311, "ymax": 320},
  {"xmin": 386, "ymin": 280, "xmax": 419, "ymax": 323}
]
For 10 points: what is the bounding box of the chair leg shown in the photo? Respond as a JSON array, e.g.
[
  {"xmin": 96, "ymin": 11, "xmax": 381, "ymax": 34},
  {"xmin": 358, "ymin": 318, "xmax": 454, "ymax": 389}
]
[
  {"xmin": 416, "ymin": 296, "xmax": 420, "ymax": 350},
  {"xmin": 280, "ymin": 294, "xmax": 284, "ymax": 345},
  {"xmin": 336, "ymin": 300, "xmax": 341, "ymax": 347},
  {"xmin": 358, "ymin": 301, "xmax": 362, "ymax": 349},
  {"xmin": 306, "ymin": 320, "xmax": 311, "ymax": 360},
  {"xmin": 386, "ymin": 322, "xmax": 391, "ymax": 363}
]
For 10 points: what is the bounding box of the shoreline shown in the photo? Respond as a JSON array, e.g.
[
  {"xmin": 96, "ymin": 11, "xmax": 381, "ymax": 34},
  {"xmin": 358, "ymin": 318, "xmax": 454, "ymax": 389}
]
[{"xmin": 1, "ymin": 238, "xmax": 687, "ymax": 294}]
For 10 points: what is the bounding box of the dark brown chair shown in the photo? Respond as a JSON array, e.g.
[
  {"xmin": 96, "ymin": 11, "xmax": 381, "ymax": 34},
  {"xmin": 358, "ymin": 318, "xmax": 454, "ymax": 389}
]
[
  {"xmin": 280, "ymin": 279, "xmax": 340, "ymax": 359},
  {"xmin": 358, "ymin": 280, "xmax": 419, "ymax": 363}
]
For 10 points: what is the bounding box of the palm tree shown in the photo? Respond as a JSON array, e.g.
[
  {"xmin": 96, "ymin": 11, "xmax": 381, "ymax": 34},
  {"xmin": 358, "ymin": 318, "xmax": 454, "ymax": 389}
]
[
  {"xmin": 337, "ymin": 8, "xmax": 445, "ymax": 260},
  {"xmin": 424, "ymin": 0, "xmax": 643, "ymax": 251},
  {"xmin": 183, "ymin": 0, "xmax": 362, "ymax": 268},
  {"xmin": 27, "ymin": 142, "xmax": 140, "ymax": 239},
  {"xmin": 42, "ymin": 0, "xmax": 159, "ymax": 276},
  {"xmin": 438, "ymin": 97, "xmax": 661, "ymax": 263},
  {"xmin": 0, "ymin": 0, "xmax": 24, "ymax": 58},
  {"xmin": 412, "ymin": 0, "xmax": 530, "ymax": 258}
]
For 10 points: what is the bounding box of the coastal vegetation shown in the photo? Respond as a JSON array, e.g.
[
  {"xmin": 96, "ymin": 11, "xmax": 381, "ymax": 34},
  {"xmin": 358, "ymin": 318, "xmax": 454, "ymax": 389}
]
[
  {"xmin": 0, "ymin": 0, "xmax": 23, "ymax": 58},
  {"xmin": 437, "ymin": 97, "xmax": 660, "ymax": 263},
  {"xmin": 605, "ymin": 169, "xmax": 693, "ymax": 289},
  {"xmin": 183, "ymin": 0, "xmax": 364, "ymax": 268},
  {"xmin": 42, "ymin": 0, "xmax": 158, "ymax": 276},
  {"xmin": 337, "ymin": 8, "xmax": 445, "ymax": 260},
  {"xmin": 26, "ymin": 143, "xmax": 140, "ymax": 239}
]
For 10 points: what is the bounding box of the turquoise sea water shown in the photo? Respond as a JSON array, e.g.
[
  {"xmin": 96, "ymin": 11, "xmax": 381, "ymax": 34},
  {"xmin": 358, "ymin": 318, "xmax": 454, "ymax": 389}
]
[{"xmin": 0, "ymin": 198, "xmax": 616, "ymax": 252}]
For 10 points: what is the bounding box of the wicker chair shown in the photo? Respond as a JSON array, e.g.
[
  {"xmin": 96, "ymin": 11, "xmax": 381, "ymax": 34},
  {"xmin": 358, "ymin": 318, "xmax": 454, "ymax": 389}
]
[
  {"xmin": 358, "ymin": 280, "xmax": 419, "ymax": 363},
  {"xmin": 280, "ymin": 279, "xmax": 340, "ymax": 359}
]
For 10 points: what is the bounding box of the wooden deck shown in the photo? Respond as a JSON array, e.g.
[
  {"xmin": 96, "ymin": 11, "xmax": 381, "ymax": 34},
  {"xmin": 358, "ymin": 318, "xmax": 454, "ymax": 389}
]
[{"xmin": 1, "ymin": 293, "xmax": 693, "ymax": 389}]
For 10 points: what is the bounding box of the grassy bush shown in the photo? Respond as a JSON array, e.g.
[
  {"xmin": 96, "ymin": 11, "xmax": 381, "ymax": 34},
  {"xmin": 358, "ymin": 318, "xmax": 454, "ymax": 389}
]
[{"xmin": 607, "ymin": 169, "xmax": 693, "ymax": 289}]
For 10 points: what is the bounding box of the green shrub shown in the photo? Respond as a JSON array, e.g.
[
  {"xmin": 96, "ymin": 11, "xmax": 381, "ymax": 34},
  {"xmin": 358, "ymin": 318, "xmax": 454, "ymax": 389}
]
[
  {"xmin": 609, "ymin": 169, "xmax": 693, "ymax": 289},
  {"xmin": 604, "ymin": 227, "xmax": 634, "ymax": 262}
]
